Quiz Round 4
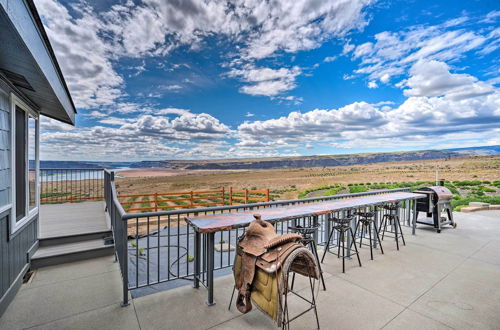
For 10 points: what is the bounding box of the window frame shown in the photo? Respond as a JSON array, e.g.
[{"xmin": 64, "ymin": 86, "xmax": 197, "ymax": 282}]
[{"xmin": 10, "ymin": 93, "xmax": 39, "ymax": 235}]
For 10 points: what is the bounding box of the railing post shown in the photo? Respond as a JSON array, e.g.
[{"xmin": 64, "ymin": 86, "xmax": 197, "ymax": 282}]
[
  {"xmin": 406, "ymin": 199, "xmax": 410, "ymax": 226},
  {"xmin": 190, "ymin": 191, "xmax": 194, "ymax": 207},
  {"xmin": 245, "ymin": 189, "xmax": 249, "ymax": 204},
  {"xmin": 266, "ymin": 189, "xmax": 270, "ymax": 202},
  {"xmin": 221, "ymin": 187, "xmax": 225, "ymax": 206},
  {"xmin": 229, "ymin": 187, "xmax": 233, "ymax": 205},
  {"xmin": 121, "ymin": 215, "xmax": 129, "ymax": 306},
  {"xmin": 155, "ymin": 193, "xmax": 158, "ymax": 212}
]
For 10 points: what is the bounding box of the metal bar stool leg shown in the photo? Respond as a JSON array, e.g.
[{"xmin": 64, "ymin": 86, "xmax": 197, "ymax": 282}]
[
  {"xmin": 368, "ymin": 223, "xmax": 373, "ymax": 260},
  {"xmin": 310, "ymin": 240, "xmax": 326, "ymax": 291},
  {"xmin": 341, "ymin": 230, "xmax": 345, "ymax": 273},
  {"xmin": 290, "ymin": 271, "xmax": 296, "ymax": 291},
  {"xmin": 349, "ymin": 227, "xmax": 362, "ymax": 267},
  {"xmin": 396, "ymin": 215, "xmax": 406, "ymax": 246},
  {"xmin": 321, "ymin": 226, "xmax": 335, "ymax": 263},
  {"xmin": 393, "ymin": 216, "xmax": 400, "ymax": 251},
  {"xmin": 309, "ymin": 274, "xmax": 320, "ymax": 330},
  {"xmin": 349, "ymin": 220, "xmax": 360, "ymax": 249},
  {"xmin": 228, "ymin": 286, "xmax": 236, "ymax": 310},
  {"xmin": 337, "ymin": 230, "xmax": 342, "ymax": 259},
  {"xmin": 374, "ymin": 222, "xmax": 384, "ymax": 254},
  {"xmin": 352, "ymin": 220, "xmax": 360, "ymax": 246},
  {"xmin": 359, "ymin": 223, "xmax": 364, "ymax": 248}
]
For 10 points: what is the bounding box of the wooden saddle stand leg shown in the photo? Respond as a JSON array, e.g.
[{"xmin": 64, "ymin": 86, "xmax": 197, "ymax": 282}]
[{"xmin": 231, "ymin": 214, "xmax": 321, "ymax": 329}]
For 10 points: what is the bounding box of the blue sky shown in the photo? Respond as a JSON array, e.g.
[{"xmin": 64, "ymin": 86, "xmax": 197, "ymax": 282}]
[{"xmin": 36, "ymin": 0, "xmax": 499, "ymax": 161}]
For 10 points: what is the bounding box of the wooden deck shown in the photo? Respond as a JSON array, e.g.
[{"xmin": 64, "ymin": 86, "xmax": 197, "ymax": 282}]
[{"xmin": 39, "ymin": 202, "xmax": 109, "ymax": 239}]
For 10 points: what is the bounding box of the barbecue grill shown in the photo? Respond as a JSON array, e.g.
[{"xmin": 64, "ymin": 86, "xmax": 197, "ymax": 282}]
[{"xmin": 414, "ymin": 186, "xmax": 456, "ymax": 233}]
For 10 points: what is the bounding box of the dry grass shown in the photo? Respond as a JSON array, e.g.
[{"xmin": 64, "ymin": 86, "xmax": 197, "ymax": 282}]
[{"xmin": 116, "ymin": 155, "xmax": 500, "ymax": 199}]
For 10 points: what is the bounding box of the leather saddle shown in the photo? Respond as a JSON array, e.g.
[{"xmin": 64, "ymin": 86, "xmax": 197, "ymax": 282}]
[{"xmin": 234, "ymin": 214, "xmax": 319, "ymax": 325}]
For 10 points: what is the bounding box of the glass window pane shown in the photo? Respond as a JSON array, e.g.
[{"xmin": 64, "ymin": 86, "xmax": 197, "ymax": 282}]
[
  {"xmin": 28, "ymin": 116, "xmax": 36, "ymax": 211},
  {"xmin": 15, "ymin": 107, "xmax": 26, "ymax": 222}
]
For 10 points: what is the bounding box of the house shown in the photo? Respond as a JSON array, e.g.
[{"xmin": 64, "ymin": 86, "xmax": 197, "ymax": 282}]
[{"xmin": 0, "ymin": 0, "xmax": 76, "ymax": 316}]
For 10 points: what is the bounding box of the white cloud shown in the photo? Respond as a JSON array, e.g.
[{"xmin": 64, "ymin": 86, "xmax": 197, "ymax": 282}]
[
  {"xmin": 349, "ymin": 15, "xmax": 496, "ymax": 83},
  {"xmin": 229, "ymin": 65, "xmax": 302, "ymax": 96},
  {"xmin": 41, "ymin": 112, "xmax": 232, "ymax": 160},
  {"xmin": 38, "ymin": 0, "xmax": 374, "ymax": 104},
  {"xmin": 236, "ymin": 65, "xmax": 500, "ymax": 150},
  {"xmin": 237, "ymin": 102, "xmax": 386, "ymax": 143},
  {"xmin": 245, "ymin": 112, "xmax": 255, "ymax": 117},
  {"xmin": 368, "ymin": 81, "xmax": 378, "ymax": 88},
  {"xmin": 156, "ymin": 108, "xmax": 191, "ymax": 116},
  {"xmin": 40, "ymin": 117, "xmax": 74, "ymax": 131},
  {"xmin": 87, "ymin": 111, "xmax": 107, "ymax": 118},
  {"xmin": 403, "ymin": 60, "xmax": 494, "ymax": 100},
  {"xmin": 238, "ymin": 0, "xmax": 374, "ymax": 60},
  {"xmin": 380, "ymin": 73, "xmax": 390, "ymax": 84},
  {"xmin": 98, "ymin": 117, "xmax": 136, "ymax": 126},
  {"xmin": 37, "ymin": 0, "xmax": 124, "ymax": 109},
  {"xmin": 161, "ymin": 84, "xmax": 183, "ymax": 91}
]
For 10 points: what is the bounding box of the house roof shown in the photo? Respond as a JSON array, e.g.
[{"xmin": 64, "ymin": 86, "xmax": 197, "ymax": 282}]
[{"xmin": 0, "ymin": 0, "xmax": 77, "ymax": 124}]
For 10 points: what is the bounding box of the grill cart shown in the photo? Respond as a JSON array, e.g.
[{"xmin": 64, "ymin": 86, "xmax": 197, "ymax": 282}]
[{"xmin": 413, "ymin": 186, "xmax": 457, "ymax": 233}]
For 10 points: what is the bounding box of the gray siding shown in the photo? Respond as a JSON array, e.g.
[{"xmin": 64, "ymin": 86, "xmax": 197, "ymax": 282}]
[
  {"xmin": 0, "ymin": 212, "xmax": 37, "ymax": 298},
  {"xmin": 0, "ymin": 84, "xmax": 38, "ymax": 316},
  {"xmin": 0, "ymin": 86, "xmax": 10, "ymax": 207}
]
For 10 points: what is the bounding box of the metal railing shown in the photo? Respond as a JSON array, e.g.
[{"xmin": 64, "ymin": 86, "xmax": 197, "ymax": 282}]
[
  {"xmin": 40, "ymin": 168, "xmax": 104, "ymax": 204},
  {"xmin": 105, "ymin": 169, "xmax": 415, "ymax": 306}
]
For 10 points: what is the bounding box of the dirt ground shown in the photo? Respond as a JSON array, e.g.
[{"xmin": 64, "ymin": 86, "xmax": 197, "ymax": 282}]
[{"xmin": 115, "ymin": 155, "xmax": 500, "ymax": 199}]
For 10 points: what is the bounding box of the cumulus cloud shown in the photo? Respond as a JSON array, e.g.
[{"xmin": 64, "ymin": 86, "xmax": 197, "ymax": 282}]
[
  {"xmin": 236, "ymin": 65, "xmax": 500, "ymax": 149},
  {"xmin": 37, "ymin": 0, "xmax": 374, "ymax": 104},
  {"xmin": 403, "ymin": 60, "xmax": 494, "ymax": 100},
  {"xmin": 228, "ymin": 65, "xmax": 302, "ymax": 96},
  {"xmin": 40, "ymin": 117, "xmax": 74, "ymax": 131},
  {"xmin": 238, "ymin": 102, "xmax": 386, "ymax": 143},
  {"xmin": 41, "ymin": 112, "xmax": 232, "ymax": 160},
  {"xmin": 348, "ymin": 14, "xmax": 497, "ymax": 84},
  {"xmin": 36, "ymin": 0, "xmax": 124, "ymax": 109}
]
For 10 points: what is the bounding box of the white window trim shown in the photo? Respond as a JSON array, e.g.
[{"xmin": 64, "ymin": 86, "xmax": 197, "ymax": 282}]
[{"xmin": 10, "ymin": 93, "xmax": 39, "ymax": 234}]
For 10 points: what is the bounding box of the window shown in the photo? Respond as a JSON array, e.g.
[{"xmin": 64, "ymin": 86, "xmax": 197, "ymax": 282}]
[
  {"xmin": 28, "ymin": 116, "xmax": 36, "ymax": 211},
  {"xmin": 15, "ymin": 107, "xmax": 26, "ymax": 221},
  {"xmin": 11, "ymin": 95, "xmax": 39, "ymax": 233}
]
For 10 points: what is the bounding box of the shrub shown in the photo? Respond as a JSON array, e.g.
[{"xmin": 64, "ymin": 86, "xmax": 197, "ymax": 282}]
[
  {"xmin": 444, "ymin": 184, "xmax": 459, "ymax": 195},
  {"xmin": 454, "ymin": 205, "xmax": 467, "ymax": 212},
  {"xmin": 324, "ymin": 186, "xmax": 345, "ymax": 196},
  {"xmin": 454, "ymin": 180, "xmax": 482, "ymax": 187},
  {"xmin": 349, "ymin": 185, "xmax": 368, "ymax": 193},
  {"xmin": 451, "ymin": 195, "xmax": 500, "ymax": 209}
]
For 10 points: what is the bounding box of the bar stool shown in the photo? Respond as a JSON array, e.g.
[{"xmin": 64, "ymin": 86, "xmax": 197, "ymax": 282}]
[
  {"xmin": 321, "ymin": 211, "xmax": 361, "ymax": 273},
  {"xmin": 288, "ymin": 222, "xmax": 326, "ymax": 291},
  {"xmin": 379, "ymin": 202, "xmax": 406, "ymax": 250},
  {"xmin": 351, "ymin": 209, "xmax": 384, "ymax": 260}
]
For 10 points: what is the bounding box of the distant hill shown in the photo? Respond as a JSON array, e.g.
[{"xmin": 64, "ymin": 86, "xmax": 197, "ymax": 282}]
[
  {"xmin": 444, "ymin": 145, "xmax": 500, "ymax": 155},
  {"xmin": 41, "ymin": 145, "xmax": 499, "ymax": 170}
]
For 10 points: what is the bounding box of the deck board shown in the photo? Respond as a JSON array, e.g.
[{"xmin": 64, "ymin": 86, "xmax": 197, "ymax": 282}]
[{"xmin": 39, "ymin": 202, "xmax": 109, "ymax": 238}]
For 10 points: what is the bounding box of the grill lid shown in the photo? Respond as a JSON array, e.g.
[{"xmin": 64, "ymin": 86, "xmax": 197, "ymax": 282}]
[{"xmin": 416, "ymin": 186, "xmax": 453, "ymax": 200}]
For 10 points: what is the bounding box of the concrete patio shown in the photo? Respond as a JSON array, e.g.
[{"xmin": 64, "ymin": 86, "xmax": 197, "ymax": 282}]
[{"xmin": 1, "ymin": 210, "xmax": 499, "ymax": 330}]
